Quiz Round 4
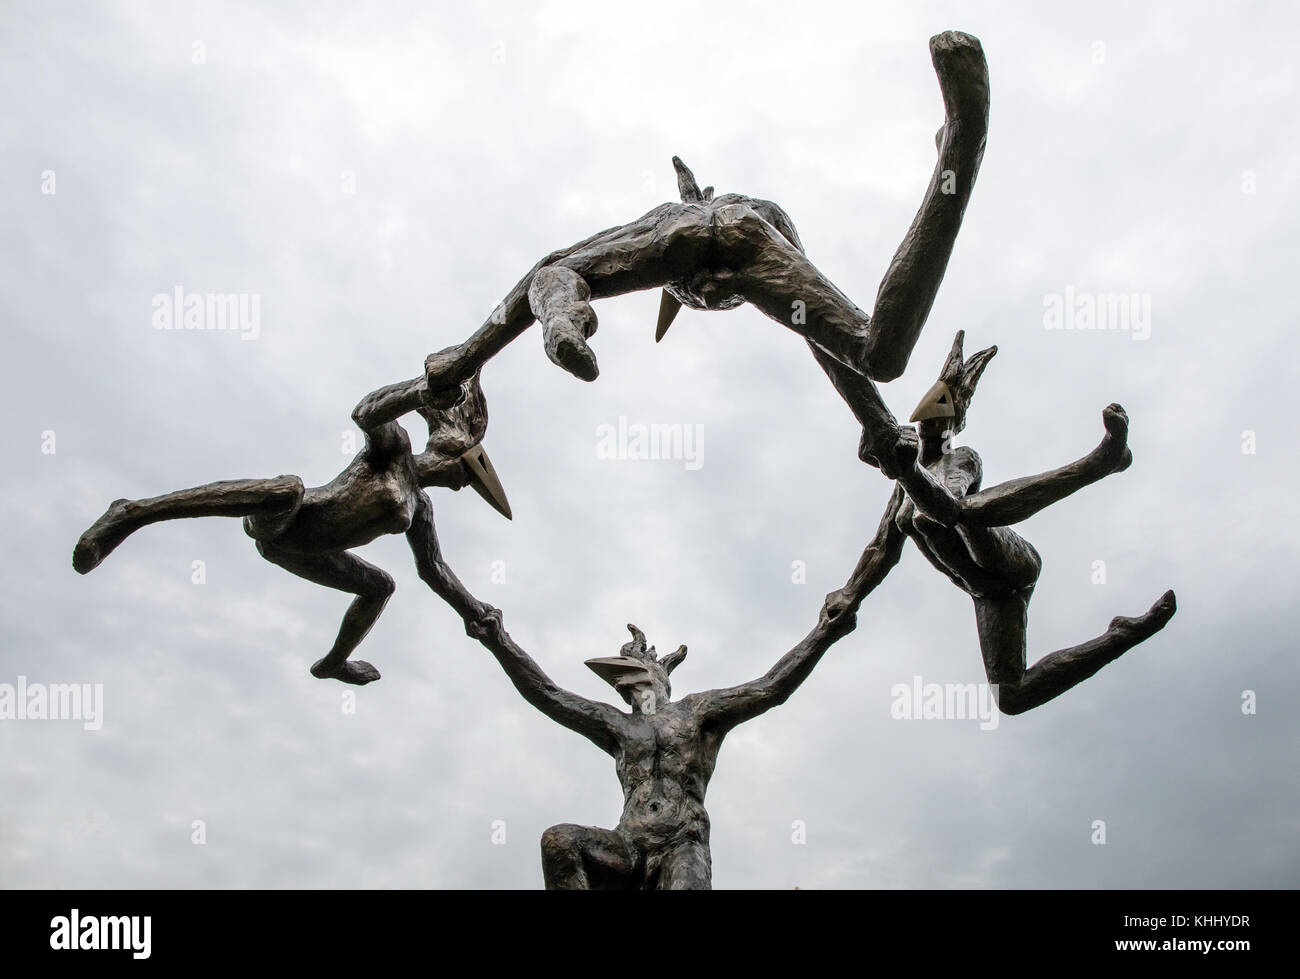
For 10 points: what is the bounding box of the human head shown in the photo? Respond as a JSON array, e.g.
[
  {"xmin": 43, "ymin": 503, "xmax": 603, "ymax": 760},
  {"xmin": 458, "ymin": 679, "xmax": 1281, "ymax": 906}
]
[
  {"xmin": 418, "ymin": 366, "xmax": 511, "ymax": 519},
  {"xmin": 909, "ymin": 330, "xmax": 997, "ymax": 443},
  {"xmin": 586, "ymin": 624, "xmax": 687, "ymax": 714}
]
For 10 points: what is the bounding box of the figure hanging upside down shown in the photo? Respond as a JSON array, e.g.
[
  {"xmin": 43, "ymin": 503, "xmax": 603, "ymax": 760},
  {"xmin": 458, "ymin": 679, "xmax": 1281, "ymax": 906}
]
[
  {"xmin": 422, "ymin": 31, "xmax": 991, "ymax": 410},
  {"xmin": 72, "ymin": 367, "xmax": 512, "ymax": 684},
  {"xmin": 874, "ymin": 330, "xmax": 1177, "ymax": 714}
]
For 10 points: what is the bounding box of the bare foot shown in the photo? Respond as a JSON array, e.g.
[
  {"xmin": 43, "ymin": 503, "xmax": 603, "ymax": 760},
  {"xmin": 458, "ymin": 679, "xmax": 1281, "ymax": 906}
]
[
  {"xmin": 1108, "ymin": 589, "xmax": 1177, "ymax": 642},
  {"xmin": 311, "ymin": 657, "xmax": 382, "ymax": 685},
  {"xmin": 930, "ymin": 31, "xmax": 989, "ymax": 124},
  {"xmin": 1098, "ymin": 403, "xmax": 1131, "ymax": 471},
  {"xmin": 73, "ymin": 499, "xmax": 135, "ymax": 574}
]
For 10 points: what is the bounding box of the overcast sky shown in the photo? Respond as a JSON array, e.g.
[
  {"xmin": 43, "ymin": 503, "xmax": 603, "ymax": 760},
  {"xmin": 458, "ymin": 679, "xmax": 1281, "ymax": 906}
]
[{"xmin": 2, "ymin": 0, "xmax": 1297, "ymax": 889}]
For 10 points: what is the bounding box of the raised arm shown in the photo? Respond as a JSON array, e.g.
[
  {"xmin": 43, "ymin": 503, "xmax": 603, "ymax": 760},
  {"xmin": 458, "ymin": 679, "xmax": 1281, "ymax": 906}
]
[
  {"xmin": 695, "ymin": 487, "xmax": 907, "ymax": 733},
  {"xmin": 403, "ymin": 492, "xmax": 625, "ymax": 756},
  {"xmin": 351, "ymin": 376, "xmax": 426, "ymax": 433}
]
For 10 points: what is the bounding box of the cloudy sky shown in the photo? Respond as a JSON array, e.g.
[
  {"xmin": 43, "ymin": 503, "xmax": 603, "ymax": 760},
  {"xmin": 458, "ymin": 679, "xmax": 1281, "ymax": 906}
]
[{"xmin": 2, "ymin": 0, "xmax": 1296, "ymax": 889}]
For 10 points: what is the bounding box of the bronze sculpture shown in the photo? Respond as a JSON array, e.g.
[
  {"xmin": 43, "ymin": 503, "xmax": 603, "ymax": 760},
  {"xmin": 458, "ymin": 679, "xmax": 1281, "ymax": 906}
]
[
  {"xmin": 73, "ymin": 31, "xmax": 1176, "ymax": 887},
  {"xmin": 74, "ymin": 370, "xmax": 511, "ymax": 684},
  {"xmin": 886, "ymin": 332, "xmax": 1176, "ymax": 714},
  {"xmin": 403, "ymin": 498, "xmax": 904, "ymax": 890}
]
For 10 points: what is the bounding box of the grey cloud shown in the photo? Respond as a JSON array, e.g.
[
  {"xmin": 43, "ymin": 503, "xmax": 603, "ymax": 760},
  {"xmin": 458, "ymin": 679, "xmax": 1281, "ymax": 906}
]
[{"xmin": 1, "ymin": 0, "xmax": 1296, "ymax": 889}]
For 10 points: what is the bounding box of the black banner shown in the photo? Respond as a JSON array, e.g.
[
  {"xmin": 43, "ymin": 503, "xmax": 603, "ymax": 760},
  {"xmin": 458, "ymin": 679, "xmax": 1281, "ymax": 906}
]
[{"xmin": 0, "ymin": 888, "xmax": 1280, "ymax": 965}]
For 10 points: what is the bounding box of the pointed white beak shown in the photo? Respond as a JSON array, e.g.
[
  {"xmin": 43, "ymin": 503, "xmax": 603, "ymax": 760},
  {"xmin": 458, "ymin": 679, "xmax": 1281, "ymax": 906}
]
[
  {"xmin": 655, "ymin": 290, "xmax": 683, "ymax": 343},
  {"xmin": 459, "ymin": 444, "xmax": 512, "ymax": 520},
  {"xmin": 909, "ymin": 380, "xmax": 956, "ymax": 423}
]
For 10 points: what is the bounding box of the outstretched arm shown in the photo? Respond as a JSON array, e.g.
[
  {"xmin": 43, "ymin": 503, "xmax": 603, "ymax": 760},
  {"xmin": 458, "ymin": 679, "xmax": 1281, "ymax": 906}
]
[
  {"xmin": 696, "ymin": 488, "xmax": 907, "ymax": 733},
  {"xmin": 348, "ymin": 376, "xmax": 428, "ymax": 459},
  {"xmin": 879, "ymin": 426, "xmax": 967, "ymax": 526},
  {"xmin": 351, "ymin": 376, "xmax": 425, "ymax": 431},
  {"xmin": 404, "ymin": 492, "xmax": 625, "ymax": 756}
]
